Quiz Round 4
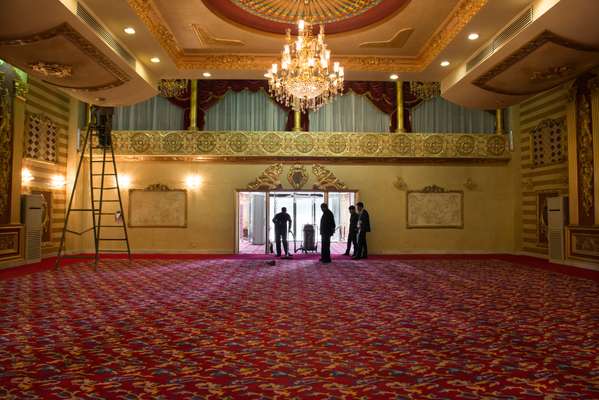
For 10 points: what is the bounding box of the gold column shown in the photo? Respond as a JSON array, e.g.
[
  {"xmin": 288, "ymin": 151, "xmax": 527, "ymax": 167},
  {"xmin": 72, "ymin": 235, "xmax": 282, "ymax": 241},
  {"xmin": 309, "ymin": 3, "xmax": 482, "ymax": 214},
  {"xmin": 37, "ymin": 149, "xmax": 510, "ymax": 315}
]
[
  {"xmin": 396, "ymin": 80, "xmax": 405, "ymax": 133},
  {"xmin": 293, "ymin": 110, "xmax": 302, "ymax": 132},
  {"xmin": 188, "ymin": 79, "xmax": 198, "ymax": 130},
  {"xmin": 495, "ymin": 108, "xmax": 504, "ymax": 134}
]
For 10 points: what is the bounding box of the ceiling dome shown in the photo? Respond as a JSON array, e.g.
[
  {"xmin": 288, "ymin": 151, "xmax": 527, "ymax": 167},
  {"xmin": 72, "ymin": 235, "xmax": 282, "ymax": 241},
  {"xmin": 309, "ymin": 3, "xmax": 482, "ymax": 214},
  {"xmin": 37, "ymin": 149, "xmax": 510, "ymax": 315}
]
[{"xmin": 202, "ymin": 0, "xmax": 411, "ymax": 34}]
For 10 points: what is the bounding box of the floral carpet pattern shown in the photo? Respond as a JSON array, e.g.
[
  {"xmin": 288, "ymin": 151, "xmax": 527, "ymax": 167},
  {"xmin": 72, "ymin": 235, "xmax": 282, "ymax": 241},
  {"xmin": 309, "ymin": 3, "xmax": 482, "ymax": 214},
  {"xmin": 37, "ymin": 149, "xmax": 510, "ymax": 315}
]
[{"xmin": 0, "ymin": 258, "xmax": 598, "ymax": 399}]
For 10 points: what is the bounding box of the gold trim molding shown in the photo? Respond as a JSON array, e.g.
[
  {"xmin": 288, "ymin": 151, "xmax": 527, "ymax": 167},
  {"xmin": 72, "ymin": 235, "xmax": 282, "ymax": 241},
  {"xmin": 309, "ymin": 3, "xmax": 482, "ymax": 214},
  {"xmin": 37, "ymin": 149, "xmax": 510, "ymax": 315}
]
[
  {"xmin": 126, "ymin": 0, "xmax": 488, "ymax": 72},
  {"xmin": 0, "ymin": 23, "xmax": 130, "ymax": 91},
  {"xmin": 111, "ymin": 131, "xmax": 510, "ymax": 162}
]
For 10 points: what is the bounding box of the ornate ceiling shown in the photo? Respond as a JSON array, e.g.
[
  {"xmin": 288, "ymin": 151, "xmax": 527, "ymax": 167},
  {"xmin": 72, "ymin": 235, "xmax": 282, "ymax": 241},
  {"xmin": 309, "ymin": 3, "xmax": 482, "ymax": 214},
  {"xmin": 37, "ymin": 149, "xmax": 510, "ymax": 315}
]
[
  {"xmin": 201, "ymin": 0, "xmax": 411, "ymax": 34},
  {"xmin": 1, "ymin": 0, "xmax": 598, "ymax": 107}
]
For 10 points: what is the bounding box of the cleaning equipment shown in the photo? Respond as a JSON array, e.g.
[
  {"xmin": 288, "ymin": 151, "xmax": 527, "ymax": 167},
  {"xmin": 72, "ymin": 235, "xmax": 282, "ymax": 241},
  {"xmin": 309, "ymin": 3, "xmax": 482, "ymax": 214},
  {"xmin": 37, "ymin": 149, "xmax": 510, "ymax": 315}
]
[{"xmin": 296, "ymin": 224, "xmax": 318, "ymax": 254}]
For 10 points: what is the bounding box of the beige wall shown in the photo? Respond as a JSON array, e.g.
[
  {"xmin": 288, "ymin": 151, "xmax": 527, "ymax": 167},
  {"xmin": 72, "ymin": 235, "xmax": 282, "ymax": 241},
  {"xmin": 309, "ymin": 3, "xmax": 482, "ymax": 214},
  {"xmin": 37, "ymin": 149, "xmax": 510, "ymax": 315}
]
[{"xmin": 70, "ymin": 158, "xmax": 520, "ymax": 254}]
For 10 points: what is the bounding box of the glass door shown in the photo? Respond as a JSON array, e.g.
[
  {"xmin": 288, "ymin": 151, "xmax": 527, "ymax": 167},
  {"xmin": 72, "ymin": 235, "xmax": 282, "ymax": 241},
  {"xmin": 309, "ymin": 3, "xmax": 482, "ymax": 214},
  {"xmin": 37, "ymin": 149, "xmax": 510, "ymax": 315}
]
[
  {"xmin": 237, "ymin": 191, "xmax": 267, "ymax": 254},
  {"xmin": 328, "ymin": 192, "xmax": 356, "ymax": 243},
  {"xmin": 268, "ymin": 191, "xmax": 324, "ymax": 253}
]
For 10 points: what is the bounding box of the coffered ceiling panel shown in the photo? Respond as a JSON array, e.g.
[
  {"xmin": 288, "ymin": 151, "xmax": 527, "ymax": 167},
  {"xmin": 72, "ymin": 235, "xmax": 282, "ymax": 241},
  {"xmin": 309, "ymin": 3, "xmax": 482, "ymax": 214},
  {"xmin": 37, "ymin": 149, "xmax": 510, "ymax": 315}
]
[{"xmin": 200, "ymin": 0, "xmax": 412, "ymax": 35}]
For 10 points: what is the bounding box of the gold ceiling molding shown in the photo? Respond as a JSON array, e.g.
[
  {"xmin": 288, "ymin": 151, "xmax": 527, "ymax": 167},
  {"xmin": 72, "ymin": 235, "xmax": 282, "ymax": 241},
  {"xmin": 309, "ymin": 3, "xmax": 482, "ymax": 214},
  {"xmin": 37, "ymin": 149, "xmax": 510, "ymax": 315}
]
[
  {"xmin": 359, "ymin": 28, "xmax": 414, "ymax": 49},
  {"xmin": 29, "ymin": 62, "xmax": 73, "ymax": 78},
  {"xmin": 417, "ymin": 0, "xmax": 488, "ymax": 68},
  {"xmin": 0, "ymin": 23, "xmax": 130, "ymax": 91},
  {"xmin": 473, "ymin": 30, "xmax": 599, "ymax": 96},
  {"xmin": 126, "ymin": 0, "xmax": 184, "ymax": 62},
  {"xmin": 191, "ymin": 25, "xmax": 245, "ymax": 48},
  {"xmin": 127, "ymin": 0, "xmax": 487, "ymax": 72}
]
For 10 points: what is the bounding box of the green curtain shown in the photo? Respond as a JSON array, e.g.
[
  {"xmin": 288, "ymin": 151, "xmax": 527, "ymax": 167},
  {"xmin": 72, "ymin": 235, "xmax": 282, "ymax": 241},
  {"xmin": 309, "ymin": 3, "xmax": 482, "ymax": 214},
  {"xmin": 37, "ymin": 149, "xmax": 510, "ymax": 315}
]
[
  {"xmin": 309, "ymin": 91, "xmax": 390, "ymax": 132},
  {"xmin": 205, "ymin": 89, "xmax": 287, "ymax": 131},
  {"xmin": 113, "ymin": 96, "xmax": 184, "ymax": 130},
  {"xmin": 412, "ymin": 96, "xmax": 495, "ymax": 133}
]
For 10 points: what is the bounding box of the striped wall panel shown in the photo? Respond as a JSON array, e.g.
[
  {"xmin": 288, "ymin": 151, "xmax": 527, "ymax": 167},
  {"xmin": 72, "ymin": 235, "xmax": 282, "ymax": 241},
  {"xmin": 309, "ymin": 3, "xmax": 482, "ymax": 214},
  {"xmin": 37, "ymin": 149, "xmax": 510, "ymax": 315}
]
[
  {"xmin": 21, "ymin": 79, "xmax": 71, "ymax": 256},
  {"xmin": 519, "ymin": 85, "xmax": 569, "ymax": 254}
]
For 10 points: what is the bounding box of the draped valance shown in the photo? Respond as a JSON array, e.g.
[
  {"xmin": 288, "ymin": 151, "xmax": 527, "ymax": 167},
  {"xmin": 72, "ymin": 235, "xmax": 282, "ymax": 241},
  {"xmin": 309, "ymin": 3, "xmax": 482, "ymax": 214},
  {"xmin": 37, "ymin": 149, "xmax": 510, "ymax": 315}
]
[{"xmin": 167, "ymin": 80, "xmax": 422, "ymax": 132}]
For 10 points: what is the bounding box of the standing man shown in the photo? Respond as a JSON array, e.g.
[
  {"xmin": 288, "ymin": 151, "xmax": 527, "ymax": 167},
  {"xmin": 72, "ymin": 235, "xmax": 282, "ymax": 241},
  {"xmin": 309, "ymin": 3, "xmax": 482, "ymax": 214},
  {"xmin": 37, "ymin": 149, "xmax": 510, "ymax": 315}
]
[
  {"xmin": 344, "ymin": 205, "xmax": 359, "ymax": 256},
  {"xmin": 272, "ymin": 207, "xmax": 292, "ymax": 257},
  {"xmin": 353, "ymin": 202, "xmax": 370, "ymax": 260},
  {"xmin": 319, "ymin": 203, "xmax": 336, "ymax": 264}
]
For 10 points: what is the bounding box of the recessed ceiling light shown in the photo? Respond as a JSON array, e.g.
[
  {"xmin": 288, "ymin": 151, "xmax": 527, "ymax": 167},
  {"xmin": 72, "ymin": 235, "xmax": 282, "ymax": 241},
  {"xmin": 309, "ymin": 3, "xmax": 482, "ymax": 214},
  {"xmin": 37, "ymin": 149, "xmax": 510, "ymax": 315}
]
[
  {"xmin": 389, "ymin": 74, "xmax": 399, "ymax": 80},
  {"xmin": 124, "ymin": 27, "xmax": 136, "ymax": 35},
  {"xmin": 150, "ymin": 57, "xmax": 160, "ymax": 63},
  {"xmin": 202, "ymin": 72, "xmax": 212, "ymax": 78},
  {"xmin": 468, "ymin": 33, "xmax": 479, "ymax": 40},
  {"xmin": 440, "ymin": 60, "xmax": 450, "ymax": 67}
]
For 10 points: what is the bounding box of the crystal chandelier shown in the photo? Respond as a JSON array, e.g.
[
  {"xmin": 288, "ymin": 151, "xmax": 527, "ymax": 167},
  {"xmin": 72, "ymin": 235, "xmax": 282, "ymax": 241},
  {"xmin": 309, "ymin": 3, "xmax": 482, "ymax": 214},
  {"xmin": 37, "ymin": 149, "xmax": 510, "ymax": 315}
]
[
  {"xmin": 266, "ymin": 20, "xmax": 344, "ymax": 112},
  {"xmin": 158, "ymin": 79, "xmax": 189, "ymax": 98}
]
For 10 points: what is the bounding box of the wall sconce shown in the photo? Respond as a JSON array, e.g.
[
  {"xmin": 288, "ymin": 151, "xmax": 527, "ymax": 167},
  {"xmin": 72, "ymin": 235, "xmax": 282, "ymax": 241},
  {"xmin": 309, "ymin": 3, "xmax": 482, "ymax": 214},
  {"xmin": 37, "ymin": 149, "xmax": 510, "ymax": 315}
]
[
  {"xmin": 463, "ymin": 178, "xmax": 478, "ymax": 191},
  {"xmin": 118, "ymin": 174, "xmax": 131, "ymax": 189},
  {"xmin": 185, "ymin": 175, "xmax": 202, "ymax": 189},
  {"xmin": 393, "ymin": 177, "xmax": 408, "ymax": 191},
  {"xmin": 21, "ymin": 168, "xmax": 33, "ymax": 185},
  {"xmin": 50, "ymin": 175, "xmax": 66, "ymax": 189}
]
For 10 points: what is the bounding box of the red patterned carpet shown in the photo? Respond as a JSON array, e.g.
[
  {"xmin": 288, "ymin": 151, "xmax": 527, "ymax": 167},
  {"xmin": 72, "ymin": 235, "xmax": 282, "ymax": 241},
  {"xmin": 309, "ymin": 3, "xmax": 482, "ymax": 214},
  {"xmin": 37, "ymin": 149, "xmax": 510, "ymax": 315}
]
[{"xmin": 1, "ymin": 257, "xmax": 598, "ymax": 399}]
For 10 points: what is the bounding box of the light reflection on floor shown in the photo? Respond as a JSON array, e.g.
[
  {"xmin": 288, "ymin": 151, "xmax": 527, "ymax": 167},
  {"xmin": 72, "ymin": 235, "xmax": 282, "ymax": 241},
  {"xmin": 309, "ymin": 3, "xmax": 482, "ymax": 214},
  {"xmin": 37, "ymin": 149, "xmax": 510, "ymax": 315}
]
[{"xmin": 239, "ymin": 240, "xmax": 349, "ymax": 255}]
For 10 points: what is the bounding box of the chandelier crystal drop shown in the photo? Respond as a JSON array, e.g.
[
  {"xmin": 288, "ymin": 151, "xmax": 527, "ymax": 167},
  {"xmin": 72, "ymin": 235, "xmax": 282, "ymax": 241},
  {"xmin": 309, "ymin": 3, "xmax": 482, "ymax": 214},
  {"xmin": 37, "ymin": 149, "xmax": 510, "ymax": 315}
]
[{"xmin": 266, "ymin": 20, "xmax": 344, "ymax": 112}]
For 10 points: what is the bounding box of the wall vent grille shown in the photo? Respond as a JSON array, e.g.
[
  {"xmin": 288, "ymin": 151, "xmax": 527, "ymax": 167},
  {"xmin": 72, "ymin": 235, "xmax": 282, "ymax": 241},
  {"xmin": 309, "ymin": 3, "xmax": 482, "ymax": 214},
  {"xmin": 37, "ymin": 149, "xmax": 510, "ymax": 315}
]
[
  {"xmin": 76, "ymin": 4, "xmax": 136, "ymax": 67},
  {"xmin": 466, "ymin": 7, "xmax": 533, "ymax": 71}
]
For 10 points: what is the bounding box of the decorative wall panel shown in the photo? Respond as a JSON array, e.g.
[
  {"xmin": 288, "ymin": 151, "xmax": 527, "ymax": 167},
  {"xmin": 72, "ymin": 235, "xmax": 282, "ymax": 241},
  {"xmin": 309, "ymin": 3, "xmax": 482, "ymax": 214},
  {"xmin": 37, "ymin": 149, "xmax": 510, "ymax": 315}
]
[
  {"xmin": 31, "ymin": 190, "xmax": 52, "ymax": 244},
  {"xmin": 24, "ymin": 112, "xmax": 59, "ymax": 163},
  {"xmin": 0, "ymin": 69, "xmax": 14, "ymax": 225},
  {"xmin": 0, "ymin": 225, "xmax": 24, "ymax": 263},
  {"xmin": 129, "ymin": 185, "xmax": 187, "ymax": 228},
  {"xmin": 112, "ymin": 131, "xmax": 509, "ymax": 162},
  {"xmin": 567, "ymin": 226, "xmax": 599, "ymax": 262},
  {"xmin": 407, "ymin": 185, "xmax": 463, "ymax": 229},
  {"xmin": 530, "ymin": 118, "xmax": 566, "ymax": 168}
]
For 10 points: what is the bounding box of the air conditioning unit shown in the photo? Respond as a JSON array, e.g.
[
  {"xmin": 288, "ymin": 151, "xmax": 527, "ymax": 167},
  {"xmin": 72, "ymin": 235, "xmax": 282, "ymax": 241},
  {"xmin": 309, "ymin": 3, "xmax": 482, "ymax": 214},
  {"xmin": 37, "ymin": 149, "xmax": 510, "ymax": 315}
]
[
  {"xmin": 547, "ymin": 195, "xmax": 568, "ymax": 261},
  {"xmin": 21, "ymin": 194, "xmax": 44, "ymax": 263}
]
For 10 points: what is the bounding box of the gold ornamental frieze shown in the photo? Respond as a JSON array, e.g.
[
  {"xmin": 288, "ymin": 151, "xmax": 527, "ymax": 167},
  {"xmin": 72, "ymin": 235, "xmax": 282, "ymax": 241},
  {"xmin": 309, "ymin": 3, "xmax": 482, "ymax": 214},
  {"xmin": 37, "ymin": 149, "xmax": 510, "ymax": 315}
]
[{"xmin": 111, "ymin": 131, "xmax": 510, "ymax": 162}]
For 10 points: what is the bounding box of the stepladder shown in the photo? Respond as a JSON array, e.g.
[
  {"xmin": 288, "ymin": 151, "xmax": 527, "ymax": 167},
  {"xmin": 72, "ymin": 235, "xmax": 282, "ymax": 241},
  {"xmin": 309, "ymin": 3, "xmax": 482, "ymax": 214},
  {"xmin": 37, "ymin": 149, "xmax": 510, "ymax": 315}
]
[{"xmin": 55, "ymin": 106, "xmax": 131, "ymax": 268}]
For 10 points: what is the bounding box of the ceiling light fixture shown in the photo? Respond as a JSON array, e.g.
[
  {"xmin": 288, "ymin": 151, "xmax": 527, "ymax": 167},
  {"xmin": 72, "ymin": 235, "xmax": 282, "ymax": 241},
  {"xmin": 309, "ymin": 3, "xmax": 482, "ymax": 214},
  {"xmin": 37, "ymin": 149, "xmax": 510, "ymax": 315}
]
[
  {"xmin": 440, "ymin": 60, "xmax": 450, "ymax": 67},
  {"xmin": 124, "ymin": 27, "xmax": 136, "ymax": 35},
  {"xmin": 468, "ymin": 33, "xmax": 479, "ymax": 40},
  {"xmin": 150, "ymin": 57, "xmax": 161, "ymax": 63},
  {"xmin": 202, "ymin": 72, "xmax": 212, "ymax": 78},
  {"xmin": 266, "ymin": 19, "xmax": 344, "ymax": 112},
  {"xmin": 390, "ymin": 74, "xmax": 399, "ymax": 80}
]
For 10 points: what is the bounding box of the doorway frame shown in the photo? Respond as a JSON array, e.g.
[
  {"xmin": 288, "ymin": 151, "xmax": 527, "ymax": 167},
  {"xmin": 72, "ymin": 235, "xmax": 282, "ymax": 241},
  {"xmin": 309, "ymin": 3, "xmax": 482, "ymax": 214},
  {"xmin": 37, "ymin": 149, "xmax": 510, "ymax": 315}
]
[{"xmin": 234, "ymin": 189, "xmax": 359, "ymax": 254}]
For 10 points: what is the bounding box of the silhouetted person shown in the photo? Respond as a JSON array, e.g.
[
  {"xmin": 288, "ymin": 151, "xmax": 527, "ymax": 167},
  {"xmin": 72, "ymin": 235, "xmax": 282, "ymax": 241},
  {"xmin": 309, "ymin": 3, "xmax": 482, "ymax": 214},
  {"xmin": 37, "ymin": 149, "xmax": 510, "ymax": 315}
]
[
  {"xmin": 353, "ymin": 202, "xmax": 370, "ymax": 260},
  {"xmin": 344, "ymin": 205, "xmax": 358, "ymax": 256},
  {"xmin": 319, "ymin": 203, "xmax": 336, "ymax": 264},
  {"xmin": 272, "ymin": 207, "xmax": 292, "ymax": 257}
]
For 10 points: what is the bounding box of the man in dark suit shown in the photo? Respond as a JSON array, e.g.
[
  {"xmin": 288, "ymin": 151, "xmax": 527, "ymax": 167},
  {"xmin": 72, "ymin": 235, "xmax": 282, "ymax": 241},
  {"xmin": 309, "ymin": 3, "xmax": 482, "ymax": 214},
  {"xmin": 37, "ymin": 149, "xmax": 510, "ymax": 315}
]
[
  {"xmin": 353, "ymin": 202, "xmax": 370, "ymax": 260},
  {"xmin": 319, "ymin": 203, "xmax": 336, "ymax": 264},
  {"xmin": 344, "ymin": 205, "xmax": 359, "ymax": 256},
  {"xmin": 272, "ymin": 207, "xmax": 292, "ymax": 257}
]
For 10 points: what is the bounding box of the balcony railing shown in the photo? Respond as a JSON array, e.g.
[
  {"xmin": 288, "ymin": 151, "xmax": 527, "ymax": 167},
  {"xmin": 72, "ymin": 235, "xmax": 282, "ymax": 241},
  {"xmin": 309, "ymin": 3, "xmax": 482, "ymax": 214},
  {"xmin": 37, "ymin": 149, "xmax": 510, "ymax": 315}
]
[{"xmin": 110, "ymin": 131, "xmax": 510, "ymax": 162}]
